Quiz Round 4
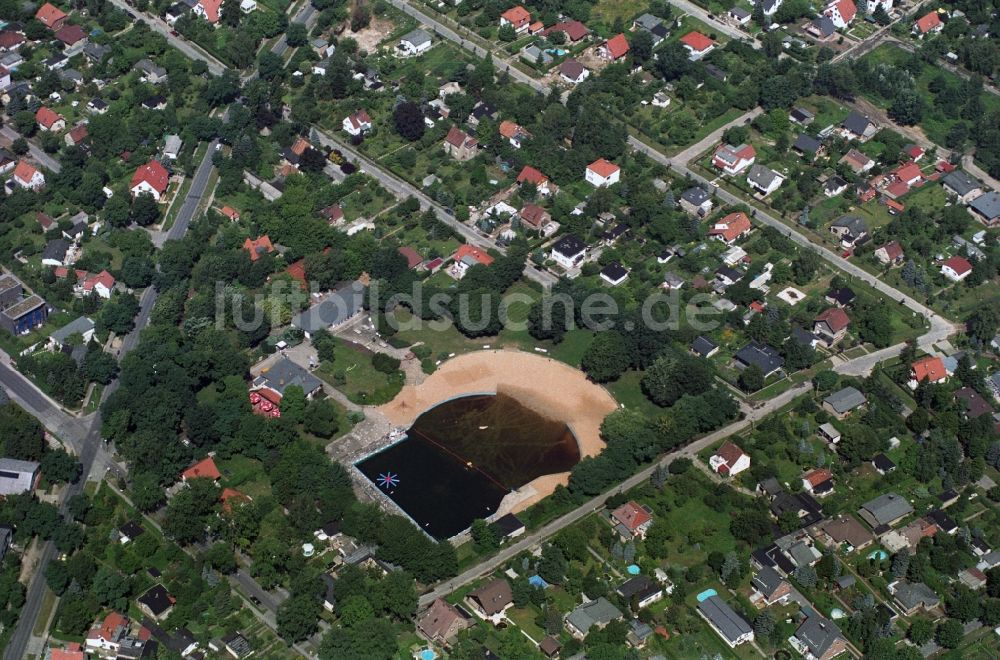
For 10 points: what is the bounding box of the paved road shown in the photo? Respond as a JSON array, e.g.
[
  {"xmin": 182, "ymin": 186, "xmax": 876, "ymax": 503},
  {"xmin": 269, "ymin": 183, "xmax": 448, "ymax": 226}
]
[
  {"xmin": 662, "ymin": 0, "xmax": 760, "ymax": 46},
  {"xmin": 309, "ymin": 126, "xmax": 559, "ymax": 289},
  {"xmin": 0, "ymin": 126, "xmax": 63, "ymax": 173},
  {"xmin": 419, "ymin": 381, "xmax": 811, "ymax": 606},
  {"xmin": 105, "ymin": 0, "xmax": 227, "ymax": 75},
  {"xmin": 2, "ymin": 140, "xmax": 221, "ymax": 660}
]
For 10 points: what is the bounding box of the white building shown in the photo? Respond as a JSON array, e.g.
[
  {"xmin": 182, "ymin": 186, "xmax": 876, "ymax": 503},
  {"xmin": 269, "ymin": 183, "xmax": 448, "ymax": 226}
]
[{"xmin": 585, "ymin": 158, "xmax": 621, "ymax": 187}]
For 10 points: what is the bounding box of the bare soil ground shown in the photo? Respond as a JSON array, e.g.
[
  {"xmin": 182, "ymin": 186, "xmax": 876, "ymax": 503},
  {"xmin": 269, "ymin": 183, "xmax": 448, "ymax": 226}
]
[{"xmin": 346, "ymin": 15, "xmax": 396, "ymax": 54}]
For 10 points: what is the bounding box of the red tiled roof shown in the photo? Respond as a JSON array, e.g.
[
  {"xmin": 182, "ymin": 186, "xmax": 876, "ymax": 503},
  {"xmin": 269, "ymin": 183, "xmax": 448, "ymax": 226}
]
[
  {"xmin": 130, "ymin": 160, "xmax": 169, "ymax": 194},
  {"xmin": 182, "ymin": 457, "xmax": 221, "ymax": 481},
  {"xmin": 815, "ymin": 307, "xmax": 850, "ymax": 333},
  {"xmin": 804, "ymin": 468, "xmax": 833, "ymax": 487},
  {"xmin": 453, "ymin": 244, "xmax": 494, "ymax": 266},
  {"xmin": 243, "ymin": 236, "xmax": 274, "ymax": 261},
  {"xmin": 82, "ymin": 270, "xmax": 115, "ymax": 292},
  {"xmin": 520, "ymin": 204, "xmax": 548, "ymax": 227},
  {"xmin": 885, "ymin": 199, "xmax": 905, "ymax": 213},
  {"xmin": 220, "ymin": 205, "xmax": 240, "ymax": 220},
  {"xmin": 885, "ymin": 180, "xmax": 911, "ymax": 198},
  {"xmin": 35, "ymin": 2, "xmax": 67, "ymax": 28},
  {"xmin": 36, "ymin": 106, "xmax": 62, "ymax": 129},
  {"xmin": 603, "ymin": 33, "xmax": 629, "ymax": 59},
  {"xmin": 290, "ymin": 137, "xmax": 311, "ymax": 156},
  {"xmin": 878, "ymin": 240, "xmax": 903, "ymax": 260},
  {"xmin": 398, "ymin": 246, "xmax": 423, "ymax": 269},
  {"xmin": 0, "ymin": 30, "xmax": 26, "ymax": 49},
  {"xmin": 88, "ymin": 612, "xmax": 128, "ymax": 643},
  {"xmin": 914, "ymin": 11, "xmax": 941, "ymax": 33},
  {"xmin": 714, "ymin": 441, "xmax": 747, "ymax": 466},
  {"xmin": 51, "ymin": 649, "xmax": 84, "ymax": 660},
  {"xmin": 911, "ymin": 356, "xmax": 947, "ymax": 383},
  {"xmin": 587, "ymin": 158, "xmax": 619, "ymax": 178},
  {"xmin": 37, "ymin": 212, "xmax": 55, "ymax": 230},
  {"xmin": 544, "ymin": 20, "xmax": 589, "ymax": 41},
  {"xmin": 500, "ymin": 5, "xmax": 530, "ymax": 27},
  {"xmin": 67, "ymin": 124, "xmax": 88, "ymax": 144},
  {"xmin": 13, "ymin": 160, "xmax": 39, "ymax": 183},
  {"xmin": 220, "ymin": 488, "xmax": 250, "ymax": 512},
  {"xmin": 830, "ymin": 0, "xmax": 856, "ymax": 22},
  {"xmin": 942, "ymin": 255, "xmax": 972, "ymax": 276},
  {"xmin": 680, "ymin": 31, "xmax": 714, "ymax": 52},
  {"xmin": 708, "ymin": 211, "xmax": 751, "ymax": 242},
  {"xmin": 517, "ymin": 165, "xmax": 548, "ymax": 186},
  {"xmin": 905, "ymin": 145, "xmax": 925, "ymax": 159},
  {"xmin": 445, "ymin": 126, "xmax": 475, "ymax": 149},
  {"xmin": 499, "ymin": 120, "xmax": 527, "ymax": 139},
  {"xmin": 54, "ymin": 24, "xmax": 86, "ymax": 45},
  {"xmin": 611, "ymin": 500, "xmax": 651, "ymax": 533},
  {"xmin": 199, "ymin": 0, "xmax": 222, "ymax": 22},
  {"xmin": 894, "ymin": 161, "xmax": 923, "ymax": 184}
]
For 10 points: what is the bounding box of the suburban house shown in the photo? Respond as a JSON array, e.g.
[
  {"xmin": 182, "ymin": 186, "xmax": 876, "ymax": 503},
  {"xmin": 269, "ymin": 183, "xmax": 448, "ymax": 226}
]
[
  {"xmin": 679, "ymin": 186, "xmax": 713, "ymax": 216},
  {"xmin": 708, "ymin": 212, "xmax": 752, "ymax": 245},
  {"xmin": 398, "ymin": 28, "xmax": 432, "ymax": 56},
  {"xmin": 956, "ymin": 386, "xmax": 992, "ymax": 419},
  {"xmin": 679, "ymin": 31, "xmax": 715, "ymax": 60},
  {"xmin": 193, "ymin": 0, "xmax": 222, "ymax": 23},
  {"xmin": 597, "ymin": 33, "xmax": 629, "ymax": 61},
  {"xmin": 550, "ymin": 234, "xmax": 587, "ymax": 269},
  {"xmin": 181, "ymin": 456, "xmax": 221, "ymax": 482},
  {"xmin": 823, "ymin": 386, "xmax": 866, "ymax": 418},
  {"xmin": 839, "ymin": 148, "xmax": 875, "ymax": 173},
  {"xmin": 467, "ymin": 579, "xmax": 513, "ymax": 622},
  {"xmin": 79, "ymin": 270, "xmax": 116, "ymax": 299},
  {"xmin": 492, "ymin": 513, "xmax": 525, "ymax": 540},
  {"xmin": 692, "ymin": 336, "xmax": 719, "ymax": 358},
  {"xmin": 55, "ymin": 24, "xmax": 88, "ymax": 55},
  {"xmin": 829, "ymin": 215, "xmax": 868, "ymax": 249},
  {"xmin": 888, "ymin": 581, "xmax": 940, "ymax": 615},
  {"xmin": 941, "ymin": 254, "xmax": 973, "ymax": 282},
  {"xmin": 813, "ymin": 307, "xmax": 850, "ymax": 346},
  {"xmin": 970, "ymin": 192, "xmax": 1000, "ymax": 226},
  {"xmin": 342, "ymin": 109, "xmax": 372, "ymax": 136},
  {"xmin": 818, "ymin": 422, "xmax": 841, "ymax": 444},
  {"xmin": 823, "ymin": 0, "xmax": 856, "ymax": 28},
  {"xmin": 750, "ymin": 566, "xmax": 792, "ymax": 606},
  {"xmin": 909, "ymin": 355, "xmax": 948, "ymax": 387},
  {"xmin": 12, "ymin": 161, "xmax": 45, "ymax": 190},
  {"xmin": 130, "ymin": 161, "xmax": 170, "ymax": 200},
  {"xmin": 543, "ymin": 20, "xmax": 590, "ymax": 41},
  {"xmin": 813, "ymin": 516, "xmax": 874, "ymax": 552},
  {"xmin": 802, "ymin": 468, "xmax": 834, "ymax": 497},
  {"xmin": 616, "ymin": 575, "xmax": 664, "ymax": 609},
  {"xmin": 585, "ymin": 158, "xmax": 621, "ymax": 187},
  {"xmin": 442, "ymin": 126, "xmax": 478, "ymax": 161},
  {"xmin": 517, "ymin": 165, "xmax": 556, "ymax": 196},
  {"xmin": 824, "ymin": 176, "xmax": 848, "ymax": 198},
  {"xmin": 243, "ymin": 235, "xmax": 274, "ymax": 262},
  {"xmin": 712, "ymin": 143, "xmax": 756, "ymax": 175},
  {"xmin": 859, "ymin": 493, "xmax": 914, "ymax": 530},
  {"xmin": 566, "ymin": 598, "xmax": 623, "ymax": 638},
  {"xmin": 449, "ymin": 244, "xmax": 494, "ymax": 279},
  {"xmin": 874, "ymin": 240, "xmax": 904, "ymax": 265},
  {"xmin": 519, "ymin": 204, "xmax": 553, "ymax": 234},
  {"xmin": 734, "ymin": 341, "xmax": 784, "ymax": 377},
  {"xmin": 941, "ymin": 170, "xmax": 982, "ymax": 203},
  {"xmin": 792, "ymin": 134, "xmax": 824, "ymax": 160},
  {"xmin": 610, "ymin": 500, "xmax": 654, "ymax": 539},
  {"xmin": 36, "ymin": 106, "xmax": 65, "ymax": 132},
  {"xmin": 0, "ymin": 457, "xmax": 40, "ymax": 495},
  {"xmin": 600, "ymin": 262, "xmax": 629, "ymax": 286},
  {"xmin": 559, "ymin": 59, "xmax": 589, "ymax": 84},
  {"xmin": 697, "ymin": 595, "xmax": 753, "ymax": 648},
  {"xmin": 0, "ymin": 276, "xmax": 48, "ymax": 334},
  {"xmin": 222, "ymin": 632, "xmax": 253, "ymax": 658},
  {"xmin": 912, "ymin": 11, "xmax": 943, "ymax": 36},
  {"xmin": 84, "ymin": 612, "xmax": 130, "ymax": 654},
  {"xmin": 729, "ymin": 6, "xmax": 752, "ymax": 24},
  {"xmin": 790, "ymin": 614, "xmax": 847, "ymax": 660},
  {"xmin": 710, "ymin": 441, "xmax": 751, "ymax": 477},
  {"xmin": 839, "ymin": 110, "xmax": 876, "ymax": 141},
  {"xmin": 48, "ymin": 316, "xmax": 95, "ymax": 351},
  {"xmin": 137, "ymin": 584, "xmax": 174, "ymax": 620},
  {"xmin": 499, "ymin": 120, "xmax": 531, "ymax": 149},
  {"xmin": 35, "ymin": 2, "xmax": 68, "ymax": 29},
  {"xmin": 416, "ymin": 598, "xmax": 470, "ymax": 646},
  {"xmin": 746, "ymin": 164, "xmax": 784, "ymax": 196},
  {"xmin": 872, "ymin": 453, "xmax": 896, "ymax": 475},
  {"xmin": 499, "ymin": 6, "xmax": 531, "ymax": 33},
  {"xmin": 135, "ymin": 59, "xmax": 168, "ymax": 84}
]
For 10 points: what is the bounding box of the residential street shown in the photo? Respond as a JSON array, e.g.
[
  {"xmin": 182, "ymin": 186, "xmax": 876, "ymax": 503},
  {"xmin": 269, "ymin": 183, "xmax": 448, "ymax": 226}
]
[
  {"xmin": 105, "ymin": 0, "xmax": 227, "ymax": 75},
  {"xmin": 2, "ymin": 141, "xmax": 220, "ymax": 660},
  {"xmin": 0, "ymin": 126, "xmax": 63, "ymax": 173}
]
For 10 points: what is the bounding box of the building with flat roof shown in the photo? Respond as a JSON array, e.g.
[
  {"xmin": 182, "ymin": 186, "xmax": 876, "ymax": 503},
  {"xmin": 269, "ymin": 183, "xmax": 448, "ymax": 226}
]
[{"xmin": 0, "ymin": 458, "xmax": 40, "ymax": 495}]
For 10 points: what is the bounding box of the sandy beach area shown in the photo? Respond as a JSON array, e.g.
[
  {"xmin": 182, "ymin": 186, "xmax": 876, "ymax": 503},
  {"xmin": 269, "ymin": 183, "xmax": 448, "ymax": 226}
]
[{"xmin": 378, "ymin": 349, "xmax": 618, "ymax": 513}]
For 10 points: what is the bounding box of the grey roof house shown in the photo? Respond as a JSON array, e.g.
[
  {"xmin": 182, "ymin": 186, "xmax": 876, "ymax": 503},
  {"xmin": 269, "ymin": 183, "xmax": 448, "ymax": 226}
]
[
  {"xmin": 735, "ymin": 341, "xmax": 784, "ymax": 377},
  {"xmin": 565, "ymin": 597, "xmax": 622, "ymax": 638},
  {"xmin": 859, "ymin": 493, "xmax": 913, "ymax": 530},
  {"xmin": 823, "ymin": 386, "xmax": 866, "ymax": 417},
  {"xmin": 941, "ymin": 170, "xmax": 982, "ymax": 202},
  {"xmin": 253, "ymin": 357, "xmax": 322, "ymax": 397},
  {"xmin": 0, "ymin": 458, "xmax": 40, "ymax": 495},
  {"xmin": 888, "ymin": 581, "xmax": 940, "ymax": 614},
  {"xmin": 697, "ymin": 595, "xmax": 753, "ymax": 648},
  {"xmin": 291, "ymin": 282, "xmax": 365, "ymax": 337},
  {"xmin": 48, "ymin": 316, "xmax": 94, "ymax": 348},
  {"xmin": 970, "ymin": 191, "xmax": 1000, "ymax": 226},
  {"xmin": 791, "ymin": 613, "xmax": 847, "ymax": 660}
]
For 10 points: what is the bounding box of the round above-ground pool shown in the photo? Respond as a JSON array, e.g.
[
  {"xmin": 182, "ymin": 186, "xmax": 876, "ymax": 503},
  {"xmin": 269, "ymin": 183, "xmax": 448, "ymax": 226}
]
[
  {"xmin": 831, "ymin": 608, "xmax": 846, "ymax": 619},
  {"xmin": 627, "ymin": 564, "xmax": 641, "ymax": 575},
  {"xmin": 867, "ymin": 549, "xmax": 889, "ymax": 561},
  {"xmin": 419, "ymin": 649, "xmax": 436, "ymax": 660}
]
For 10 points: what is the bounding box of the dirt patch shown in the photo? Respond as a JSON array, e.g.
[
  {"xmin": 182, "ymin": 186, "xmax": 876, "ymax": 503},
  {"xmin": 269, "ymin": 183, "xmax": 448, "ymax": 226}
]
[
  {"xmin": 574, "ymin": 46, "xmax": 612, "ymax": 75},
  {"xmin": 378, "ymin": 349, "xmax": 618, "ymax": 513},
  {"xmin": 346, "ymin": 15, "xmax": 396, "ymax": 54}
]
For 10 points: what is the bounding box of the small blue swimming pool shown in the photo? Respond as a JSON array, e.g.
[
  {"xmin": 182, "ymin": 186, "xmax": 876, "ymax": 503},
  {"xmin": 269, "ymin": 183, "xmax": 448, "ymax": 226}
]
[
  {"xmin": 419, "ymin": 649, "xmax": 436, "ymax": 660},
  {"xmin": 696, "ymin": 588, "xmax": 718, "ymax": 602},
  {"xmin": 529, "ymin": 575, "xmax": 549, "ymax": 588},
  {"xmin": 627, "ymin": 564, "xmax": 640, "ymax": 575},
  {"xmin": 867, "ymin": 549, "xmax": 889, "ymax": 561},
  {"xmin": 545, "ymin": 48, "xmax": 568, "ymax": 56}
]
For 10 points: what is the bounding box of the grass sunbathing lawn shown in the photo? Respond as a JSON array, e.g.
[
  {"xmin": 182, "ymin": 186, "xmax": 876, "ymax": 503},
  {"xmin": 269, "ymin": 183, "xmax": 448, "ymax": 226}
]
[{"xmin": 315, "ymin": 338, "xmax": 404, "ymax": 405}]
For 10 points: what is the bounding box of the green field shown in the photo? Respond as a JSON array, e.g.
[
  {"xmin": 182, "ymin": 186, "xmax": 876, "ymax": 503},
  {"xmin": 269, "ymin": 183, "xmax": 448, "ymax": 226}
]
[{"xmin": 315, "ymin": 339, "xmax": 404, "ymax": 405}]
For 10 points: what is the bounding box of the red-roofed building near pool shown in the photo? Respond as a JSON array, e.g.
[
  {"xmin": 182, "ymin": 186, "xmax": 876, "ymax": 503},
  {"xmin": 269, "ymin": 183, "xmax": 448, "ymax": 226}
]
[
  {"xmin": 499, "ymin": 6, "xmax": 531, "ymax": 32},
  {"xmin": 610, "ymin": 500, "xmax": 653, "ymax": 539},
  {"xmin": 598, "ymin": 33, "xmax": 629, "ymax": 60},
  {"xmin": 449, "ymin": 244, "xmax": 494, "ymax": 279},
  {"xmin": 516, "ymin": 165, "xmax": 554, "ymax": 195}
]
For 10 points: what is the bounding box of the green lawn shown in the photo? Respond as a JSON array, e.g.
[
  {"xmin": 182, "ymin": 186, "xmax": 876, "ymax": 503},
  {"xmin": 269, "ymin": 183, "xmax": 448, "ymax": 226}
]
[{"xmin": 315, "ymin": 339, "xmax": 404, "ymax": 405}]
